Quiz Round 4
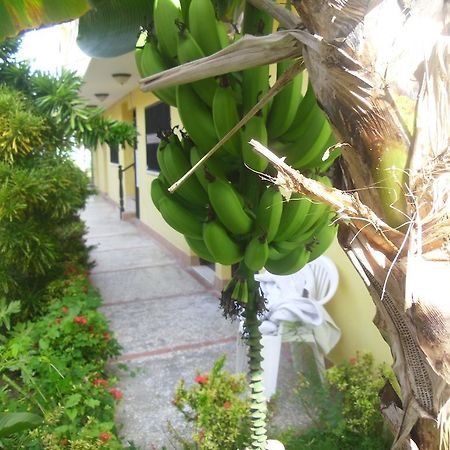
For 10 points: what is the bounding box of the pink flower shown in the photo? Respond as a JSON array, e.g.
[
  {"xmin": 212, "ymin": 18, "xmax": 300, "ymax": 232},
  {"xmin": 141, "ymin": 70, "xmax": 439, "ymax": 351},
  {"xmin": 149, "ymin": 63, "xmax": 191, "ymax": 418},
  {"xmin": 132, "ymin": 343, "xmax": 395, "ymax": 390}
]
[
  {"xmin": 194, "ymin": 375, "xmax": 209, "ymax": 385},
  {"xmin": 73, "ymin": 316, "xmax": 88, "ymax": 325},
  {"xmin": 223, "ymin": 401, "xmax": 232, "ymax": 410},
  {"xmin": 99, "ymin": 432, "xmax": 111, "ymax": 442},
  {"xmin": 109, "ymin": 387, "xmax": 123, "ymax": 400}
]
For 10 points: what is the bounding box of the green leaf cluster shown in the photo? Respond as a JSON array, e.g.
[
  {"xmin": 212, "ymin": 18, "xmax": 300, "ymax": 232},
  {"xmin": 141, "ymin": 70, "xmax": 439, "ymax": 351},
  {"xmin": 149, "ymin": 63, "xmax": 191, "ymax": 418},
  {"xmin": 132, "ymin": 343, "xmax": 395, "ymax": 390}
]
[
  {"xmin": 170, "ymin": 356, "xmax": 252, "ymax": 450},
  {"xmin": 277, "ymin": 352, "xmax": 394, "ymax": 450},
  {"xmin": 0, "ymin": 273, "xmax": 127, "ymax": 449}
]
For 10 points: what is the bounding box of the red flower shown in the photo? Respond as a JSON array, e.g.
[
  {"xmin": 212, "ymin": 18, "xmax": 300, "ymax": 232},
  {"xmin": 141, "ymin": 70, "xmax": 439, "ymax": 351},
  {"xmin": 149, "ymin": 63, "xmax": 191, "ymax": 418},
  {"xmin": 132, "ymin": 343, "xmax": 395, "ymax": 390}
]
[
  {"xmin": 62, "ymin": 306, "xmax": 69, "ymax": 314},
  {"xmin": 194, "ymin": 375, "xmax": 209, "ymax": 385},
  {"xmin": 102, "ymin": 331, "xmax": 111, "ymax": 341},
  {"xmin": 197, "ymin": 430, "xmax": 205, "ymax": 441},
  {"xmin": 93, "ymin": 378, "xmax": 109, "ymax": 387},
  {"xmin": 99, "ymin": 432, "xmax": 111, "ymax": 442},
  {"xmin": 349, "ymin": 357, "xmax": 357, "ymax": 365},
  {"xmin": 109, "ymin": 387, "xmax": 123, "ymax": 400},
  {"xmin": 223, "ymin": 401, "xmax": 232, "ymax": 410},
  {"xmin": 73, "ymin": 316, "xmax": 88, "ymax": 325}
]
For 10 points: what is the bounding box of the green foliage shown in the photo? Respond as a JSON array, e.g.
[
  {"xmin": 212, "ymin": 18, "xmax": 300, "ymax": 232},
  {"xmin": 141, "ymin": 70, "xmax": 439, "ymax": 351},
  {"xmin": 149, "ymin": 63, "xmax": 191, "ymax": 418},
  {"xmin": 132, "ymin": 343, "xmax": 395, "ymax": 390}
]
[
  {"xmin": 0, "ymin": 153, "xmax": 92, "ymax": 317},
  {"xmin": 0, "ymin": 274, "xmax": 127, "ymax": 449},
  {"xmin": 277, "ymin": 352, "xmax": 394, "ymax": 450},
  {"xmin": 170, "ymin": 356, "xmax": 252, "ymax": 450}
]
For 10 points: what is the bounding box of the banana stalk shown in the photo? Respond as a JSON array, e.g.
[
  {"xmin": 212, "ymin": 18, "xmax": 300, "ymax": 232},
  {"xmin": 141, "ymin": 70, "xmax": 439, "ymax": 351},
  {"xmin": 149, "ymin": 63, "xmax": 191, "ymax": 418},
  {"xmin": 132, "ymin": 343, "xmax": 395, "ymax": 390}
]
[{"xmin": 240, "ymin": 268, "xmax": 268, "ymax": 450}]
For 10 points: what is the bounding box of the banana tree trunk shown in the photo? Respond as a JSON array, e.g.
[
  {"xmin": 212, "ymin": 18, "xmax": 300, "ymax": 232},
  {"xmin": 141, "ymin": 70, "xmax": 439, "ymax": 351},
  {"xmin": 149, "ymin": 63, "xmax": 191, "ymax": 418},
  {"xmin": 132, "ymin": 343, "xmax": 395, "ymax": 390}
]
[{"xmin": 253, "ymin": 1, "xmax": 449, "ymax": 448}]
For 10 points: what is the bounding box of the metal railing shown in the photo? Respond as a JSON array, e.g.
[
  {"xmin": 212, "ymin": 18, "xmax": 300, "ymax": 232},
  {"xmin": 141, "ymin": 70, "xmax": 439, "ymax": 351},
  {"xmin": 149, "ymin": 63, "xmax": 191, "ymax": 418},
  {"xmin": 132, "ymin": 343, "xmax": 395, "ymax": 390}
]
[{"xmin": 118, "ymin": 162, "xmax": 135, "ymax": 219}]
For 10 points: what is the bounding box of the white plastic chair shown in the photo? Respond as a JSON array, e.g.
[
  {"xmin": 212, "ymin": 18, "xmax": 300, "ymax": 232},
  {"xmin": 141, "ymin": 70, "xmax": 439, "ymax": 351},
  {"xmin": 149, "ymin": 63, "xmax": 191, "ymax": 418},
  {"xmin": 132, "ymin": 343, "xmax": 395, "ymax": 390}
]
[{"xmin": 235, "ymin": 255, "xmax": 340, "ymax": 400}]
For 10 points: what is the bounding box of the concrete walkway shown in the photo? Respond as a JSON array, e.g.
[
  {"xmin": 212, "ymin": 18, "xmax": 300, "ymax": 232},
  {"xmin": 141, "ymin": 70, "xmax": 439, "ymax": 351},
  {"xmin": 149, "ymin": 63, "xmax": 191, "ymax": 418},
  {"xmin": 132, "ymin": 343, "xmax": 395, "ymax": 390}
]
[{"xmin": 81, "ymin": 195, "xmax": 308, "ymax": 449}]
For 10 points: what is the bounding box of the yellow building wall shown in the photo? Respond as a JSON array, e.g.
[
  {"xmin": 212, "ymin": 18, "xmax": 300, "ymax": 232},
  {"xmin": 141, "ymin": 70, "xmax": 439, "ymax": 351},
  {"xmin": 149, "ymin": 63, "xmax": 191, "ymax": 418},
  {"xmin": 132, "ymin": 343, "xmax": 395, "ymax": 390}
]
[
  {"xmin": 93, "ymin": 88, "xmax": 192, "ymax": 257},
  {"xmin": 325, "ymin": 239, "xmax": 393, "ymax": 365}
]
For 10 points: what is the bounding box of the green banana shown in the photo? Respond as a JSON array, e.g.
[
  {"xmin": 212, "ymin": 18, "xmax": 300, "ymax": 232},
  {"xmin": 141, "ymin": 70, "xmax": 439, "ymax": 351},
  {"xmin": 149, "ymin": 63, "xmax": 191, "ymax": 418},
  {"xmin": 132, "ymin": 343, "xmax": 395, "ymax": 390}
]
[
  {"xmin": 307, "ymin": 219, "xmax": 338, "ymax": 262},
  {"xmin": 162, "ymin": 134, "xmax": 208, "ymax": 207},
  {"xmin": 153, "ymin": 0, "xmax": 182, "ymax": 61},
  {"xmin": 274, "ymin": 193, "xmax": 312, "ymax": 242},
  {"xmin": 180, "ymin": 0, "xmax": 192, "ymax": 23},
  {"xmin": 302, "ymin": 133, "xmax": 339, "ymax": 172},
  {"xmin": 212, "ymin": 76, "xmax": 242, "ymax": 156},
  {"xmin": 241, "ymin": 114, "xmax": 269, "ymax": 172},
  {"xmin": 273, "ymin": 207, "xmax": 331, "ymax": 253},
  {"xmin": 255, "ymin": 187, "xmax": 283, "ymax": 242},
  {"xmin": 280, "ymin": 81, "xmax": 317, "ymax": 142},
  {"xmin": 135, "ymin": 28, "xmax": 147, "ymax": 77},
  {"xmin": 271, "ymin": 107, "xmax": 328, "ymax": 167},
  {"xmin": 159, "ymin": 195, "xmax": 204, "ymax": 239},
  {"xmin": 244, "ymin": 236, "xmax": 269, "ymax": 272},
  {"xmin": 241, "ymin": 2, "xmax": 273, "ymax": 118},
  {"xmin": 156, "ymin": 136, "xmax": 170, "ymax": 174},
  {"xmin": 231, "ymin": 278, "xmax": 248, "ymax": 304},
  {"xmin": 203, "ymin": 221, "xmax": 244, "ymax": 265},
  {"xmin": 266, "ymin": 59, "xmax": 304, "ymax": 139},
  {"xmin": 176, "ymin": 25, "xmax": 217, "ymax": 106},
  {"xmin": 291, "ymin": 118, "xmax": 334, "ymax": 169},
  {"xmin": 268, "ymin": 244, "xmax": 291, "ymax": 261},
  {"xmin": 188, "ymin": 0, "xmax": 223, "ymax": 55},
  {"xmin": 189, "ymin": 145, "xmax": 229, "ymax": 191},
  {"xmin": 150, "ymin": 176, "xmax": 169, "ymax": 210},
  {"xmin": 176, "ymin": 83, "xmax": 217, "ymax": 153},
  {"xmin": 185, "ymin": 236, "xmax": 215, "ymax": 263},
  {"xmin": 265, "ymin": 245, "xmax": 311, "ymax": 276},
  {"xmin": 139, "ymin": 37, "xmax": 177, "ymax": 106},
  {"xmin": 207, "ymin": 176, "xmax": 253, "ymax": 235}
]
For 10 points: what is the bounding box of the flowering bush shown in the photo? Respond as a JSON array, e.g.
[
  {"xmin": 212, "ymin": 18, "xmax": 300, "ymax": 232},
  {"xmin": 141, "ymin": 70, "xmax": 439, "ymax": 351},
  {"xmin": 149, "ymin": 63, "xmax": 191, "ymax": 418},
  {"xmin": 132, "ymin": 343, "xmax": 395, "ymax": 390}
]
[
  {"xmin": 0, "ymin": 273, "xmax": 129, "ymax": 449},
  {"xmin": 170, "ymin": 356, "xmax": 252, "ymax": 450}
]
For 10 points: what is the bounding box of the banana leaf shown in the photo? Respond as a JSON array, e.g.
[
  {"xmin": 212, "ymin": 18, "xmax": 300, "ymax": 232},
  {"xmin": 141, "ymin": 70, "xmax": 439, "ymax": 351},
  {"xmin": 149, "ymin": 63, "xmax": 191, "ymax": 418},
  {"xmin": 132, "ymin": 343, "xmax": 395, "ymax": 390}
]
[
  {"xmin": 76, "ymin": 0, "xmax": 154, "ymax": 58},
  {"xmin": 0, "ymin": 0, "xmax": 90, "ymax": 41}
]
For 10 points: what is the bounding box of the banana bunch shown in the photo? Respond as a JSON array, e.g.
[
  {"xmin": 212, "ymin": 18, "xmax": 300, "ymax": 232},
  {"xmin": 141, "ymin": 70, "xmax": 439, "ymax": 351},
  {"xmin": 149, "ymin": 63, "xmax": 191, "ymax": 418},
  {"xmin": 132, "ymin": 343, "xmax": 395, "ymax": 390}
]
[{"xmin": 143, "ymin": 0, "xmax": 339, "ymax": 297}]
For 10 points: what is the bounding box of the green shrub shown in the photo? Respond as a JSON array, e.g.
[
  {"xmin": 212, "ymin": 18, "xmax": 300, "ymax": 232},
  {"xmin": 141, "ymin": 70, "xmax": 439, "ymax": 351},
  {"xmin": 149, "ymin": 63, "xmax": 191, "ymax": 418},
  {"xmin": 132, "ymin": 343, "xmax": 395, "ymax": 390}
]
[
  {"xmin": 0, "ymin": 273, "xmax": 127, "ymax": 449},
  {"xmin": 277, "ymin": 352, "xmax": 394, "ymax": 450},
  {"xmin": 169, "ymin": 356, "xmax": 252, "ymax": 450}
]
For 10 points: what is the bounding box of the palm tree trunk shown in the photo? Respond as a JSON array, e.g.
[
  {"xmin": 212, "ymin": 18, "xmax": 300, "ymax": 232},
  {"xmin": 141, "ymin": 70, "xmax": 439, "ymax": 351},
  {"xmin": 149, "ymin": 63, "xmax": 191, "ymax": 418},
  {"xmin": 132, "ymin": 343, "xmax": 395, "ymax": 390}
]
[{"xmin": 250, "ymin": 1, "xmax": 450, "ymax": 448}]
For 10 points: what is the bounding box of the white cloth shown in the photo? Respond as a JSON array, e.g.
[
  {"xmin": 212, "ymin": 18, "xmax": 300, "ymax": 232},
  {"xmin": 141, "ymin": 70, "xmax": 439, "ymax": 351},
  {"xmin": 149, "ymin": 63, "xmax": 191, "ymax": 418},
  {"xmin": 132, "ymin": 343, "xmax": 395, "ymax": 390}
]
[{"xmin": 255, "ymin": 269, "xmax": 341, "ymax": 355}]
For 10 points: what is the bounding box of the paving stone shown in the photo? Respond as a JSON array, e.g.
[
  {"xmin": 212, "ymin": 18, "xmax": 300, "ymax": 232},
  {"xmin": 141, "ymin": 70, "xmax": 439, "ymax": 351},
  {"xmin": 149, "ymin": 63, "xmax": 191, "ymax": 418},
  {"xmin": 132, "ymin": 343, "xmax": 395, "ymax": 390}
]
[
  {"xmin": 90, "ymin": 245, "xmax": 174, "ymax": 273},
  {"xmin": 101, "ymin": 293, "xmax": 237, "ymax": 356},
  {"xmin": 91, "ymin": 265, "xmax": 205, "ymax": 304},
  {"xmin": 86, "ymin": 232, "xmax": 156, "ymax": 252}
]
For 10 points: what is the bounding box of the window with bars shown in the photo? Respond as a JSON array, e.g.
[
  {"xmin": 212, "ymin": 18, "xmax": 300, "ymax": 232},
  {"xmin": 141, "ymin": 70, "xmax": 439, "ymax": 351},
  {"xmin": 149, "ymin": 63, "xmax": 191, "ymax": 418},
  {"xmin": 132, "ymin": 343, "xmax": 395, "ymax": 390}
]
[{"xmin": 145, "ymin": 102, "xmax": 171, "ymax": 172}]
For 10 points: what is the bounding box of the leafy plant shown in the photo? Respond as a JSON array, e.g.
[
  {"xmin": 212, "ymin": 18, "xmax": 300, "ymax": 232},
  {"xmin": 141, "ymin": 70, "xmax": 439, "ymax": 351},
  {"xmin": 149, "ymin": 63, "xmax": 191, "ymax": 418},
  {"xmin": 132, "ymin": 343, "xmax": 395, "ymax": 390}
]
[
  {"xmin": 169, "ymin": 356, "xmax": 252, "ymax": 450},
  {"xmin": 277, "ymin": 352, "xmax": 394, "ymax": 450},
  {"xmin": 0, "ymin": 274, "xmax": 127, "ymax": 449}
]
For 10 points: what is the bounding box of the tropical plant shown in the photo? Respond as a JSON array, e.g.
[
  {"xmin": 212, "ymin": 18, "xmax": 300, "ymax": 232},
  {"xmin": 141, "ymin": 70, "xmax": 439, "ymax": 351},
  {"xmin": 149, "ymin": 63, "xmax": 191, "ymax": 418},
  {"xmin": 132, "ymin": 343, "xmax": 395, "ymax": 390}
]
[
  {"xmin": 1, "ymin": 1, "xmax": 448, "ymax": 448},
  {"xmin": 278, "ymin": 353, "xmax": 394, "ymax": 450},
  {"xmin": 169, "ymin": 356, "xmax": 252, "ymax": 450}
]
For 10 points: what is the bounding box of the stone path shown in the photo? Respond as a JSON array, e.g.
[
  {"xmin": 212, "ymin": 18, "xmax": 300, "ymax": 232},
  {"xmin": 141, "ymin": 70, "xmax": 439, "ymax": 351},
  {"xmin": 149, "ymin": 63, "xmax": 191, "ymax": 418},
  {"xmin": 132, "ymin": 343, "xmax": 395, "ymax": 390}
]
[{"xmin": 81, "ymin": 195, "xmax": 308, "ymax": 449}]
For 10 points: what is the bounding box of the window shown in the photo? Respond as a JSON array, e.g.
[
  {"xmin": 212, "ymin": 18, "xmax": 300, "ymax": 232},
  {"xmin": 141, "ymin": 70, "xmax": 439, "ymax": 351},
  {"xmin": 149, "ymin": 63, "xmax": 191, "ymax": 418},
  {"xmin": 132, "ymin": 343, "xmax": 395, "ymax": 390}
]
[
  {"xmin": 109, "ymin": 143, "xmax": 119, "ymax": 164},
  {"xmin": 145, "ymin": 102, "xmax": 171, "ymax": 171}
]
